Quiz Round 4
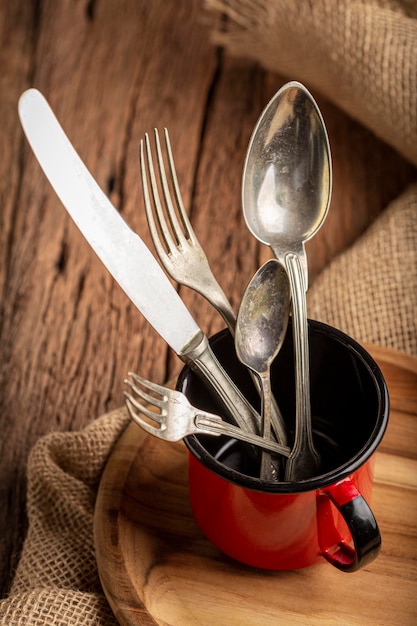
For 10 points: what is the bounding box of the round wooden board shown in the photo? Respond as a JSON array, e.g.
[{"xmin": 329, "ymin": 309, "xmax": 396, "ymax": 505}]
[{"xmin": 94, "ymin": 345, "xmax": 417, "ymax": 626}]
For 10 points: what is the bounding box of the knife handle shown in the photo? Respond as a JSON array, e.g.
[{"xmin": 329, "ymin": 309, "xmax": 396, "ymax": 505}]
[{"xmin": 180, "ymin": 332, "xmax": 261, "ymax": 434}]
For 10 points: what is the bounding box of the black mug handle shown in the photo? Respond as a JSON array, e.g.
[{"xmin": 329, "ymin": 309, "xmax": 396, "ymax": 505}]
[{"xmin": 317, "ymin": 478, "xmax": 381, "ymax": 572}]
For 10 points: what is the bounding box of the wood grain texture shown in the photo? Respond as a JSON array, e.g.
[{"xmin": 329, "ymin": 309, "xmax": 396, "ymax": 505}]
[
  {"xmin": 0, "ymin": 0, "xmax": 416, "ymax": 596},
  {"xmin": 94, "ymin": 346, "xmax": 417, "ymax": 626}
]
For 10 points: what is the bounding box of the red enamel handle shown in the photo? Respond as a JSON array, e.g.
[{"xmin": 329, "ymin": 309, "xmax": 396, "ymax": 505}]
[{"xmin": 317, "ymin": 478, "xmax": 381, "ymax": 572}]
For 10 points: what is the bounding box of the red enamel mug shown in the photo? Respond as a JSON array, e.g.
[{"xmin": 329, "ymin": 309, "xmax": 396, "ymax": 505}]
[{"xmin": 177, "ymin": 320, "xmax": 389, "ymax": 572}]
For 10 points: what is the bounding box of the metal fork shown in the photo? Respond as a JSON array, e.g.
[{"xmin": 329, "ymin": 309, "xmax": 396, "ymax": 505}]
[
  {"xmin": 140, "ymin": 128, "xmax": 235, "ymax": 333},
  {"xmin": 124, "ymin": 372, "xmax": 290, "ymax": 457},
  {"xmin": 139, "ymin": 129, "xmax": 288, "ymax": 447}
]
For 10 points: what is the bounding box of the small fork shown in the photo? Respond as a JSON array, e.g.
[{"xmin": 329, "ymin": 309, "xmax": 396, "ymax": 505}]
[
  {"xmin": 124, "ymin": 372, "xmax": 290, "ymax": 457},
  {"xmin": 139, "ymin": 129, "xmax": 288, "ymax": 447}
]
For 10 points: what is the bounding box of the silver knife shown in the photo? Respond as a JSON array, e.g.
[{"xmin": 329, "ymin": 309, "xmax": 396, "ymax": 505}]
[{"xmin": 18, "ymin": 88, "xmax": 261, "ymax": 435}]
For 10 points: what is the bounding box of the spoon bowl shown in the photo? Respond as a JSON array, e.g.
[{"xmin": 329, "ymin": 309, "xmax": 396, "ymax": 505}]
[
  {"xmin": 242, "ymin": 81, "xmax": 332, "ymax": 288},
  {"xmin": 235, "ymin": 259, "xmax": 290, "ymax": 480}
]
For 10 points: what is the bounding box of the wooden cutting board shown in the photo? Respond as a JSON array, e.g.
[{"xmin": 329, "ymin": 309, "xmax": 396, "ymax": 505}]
[{"xmin": 94, "ymin": 345, "xmax": 417, "ymax": 625}]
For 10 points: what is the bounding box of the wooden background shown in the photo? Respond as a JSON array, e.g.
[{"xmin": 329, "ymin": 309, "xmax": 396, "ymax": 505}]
[{"xmin": 0, "ymin": 0, "xmax": 415, "ymax": 597}]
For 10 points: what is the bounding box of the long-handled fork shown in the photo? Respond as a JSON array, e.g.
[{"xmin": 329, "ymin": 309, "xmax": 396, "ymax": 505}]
[
  {"xmin": 140, "ymin": 129, "xmax": 236, "ymax": 333},
  {"xmin": 139, "ymin": 129, "xmax": 288, "ymax": 446},
  {"xmin": 124, "ymin": 372, "xmax": 290, "ymax": 457}
]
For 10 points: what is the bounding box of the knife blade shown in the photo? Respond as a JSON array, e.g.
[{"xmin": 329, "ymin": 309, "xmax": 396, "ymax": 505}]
[{"xmin": 18, "ymin": 88, "xmax": 260, "ymax": 435}]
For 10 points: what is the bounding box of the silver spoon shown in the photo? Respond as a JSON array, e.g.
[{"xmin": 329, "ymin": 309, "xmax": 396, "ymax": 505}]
[
  {"xmin": 242, "ymin": 81, "xmax": 332, "ymax": 481},
  {"xmin": 235, "ymin": 259, "xmax": 290, "ymax": 481}
]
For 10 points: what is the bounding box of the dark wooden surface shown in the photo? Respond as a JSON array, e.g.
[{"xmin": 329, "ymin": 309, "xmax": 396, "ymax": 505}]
[{"xmin": 0, "ymin": 0, "xmax": 415, "ymax": 597}]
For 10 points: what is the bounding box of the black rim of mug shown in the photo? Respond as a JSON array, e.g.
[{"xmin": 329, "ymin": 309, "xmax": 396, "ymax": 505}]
[{"xmin": 178, "ymin": 320, "xmax": 390, "ymax": 494}]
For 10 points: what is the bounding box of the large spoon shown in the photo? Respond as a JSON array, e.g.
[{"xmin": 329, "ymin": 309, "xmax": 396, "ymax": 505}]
[
  {"xmin": 242, "ymin": 81, "xmax": 332, "ymax": 481},
  {"xmin": 235, "ymin": 259, "xmax": 290, "ymax": 481}
]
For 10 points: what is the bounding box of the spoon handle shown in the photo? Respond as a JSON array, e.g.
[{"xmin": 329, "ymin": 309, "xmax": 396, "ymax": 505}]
[
  {"xmin": 283, "ymin": 253, "xmax": 320, "ymax": 481},
  {"xmin": 259, "ymin": 370, "xmax": 276, "ymax": 481}
]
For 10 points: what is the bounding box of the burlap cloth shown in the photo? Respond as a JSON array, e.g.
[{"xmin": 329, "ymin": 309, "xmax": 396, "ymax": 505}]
[{"xmin": 1, "ymin": 1, "xmax": 416, "ymax": 624}]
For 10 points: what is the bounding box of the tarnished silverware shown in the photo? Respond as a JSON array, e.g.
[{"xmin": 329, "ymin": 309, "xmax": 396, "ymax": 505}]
[
  {"xmin": 235, "ymin": 259, "xmax": 290, "ymax": 480},
  {"xmin": 242, "ymin": 81, "xmax": 332, "ymax": 480},
  {"xmin": 140, "ymin": 128, "xmax": 235, "ymax": 333},
  {"xmin": 19, "ymin": 89, "xmax": 262, "ymax": 436},
  {"xmin": 124, "ymin": 372, "xmax": 290, "ymax": 457},
  {"xmin": 140, "ymin": 128, "xmax": 288, "ymax": 446}
]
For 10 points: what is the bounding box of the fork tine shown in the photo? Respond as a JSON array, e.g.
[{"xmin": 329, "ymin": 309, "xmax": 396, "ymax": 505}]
[
  {"xmin": 140, "ymin": 138, "xmax": 163, "ymax": 255},
  {"xmin": 124, "ymin": 373, "xmax": 164, "ymax": 410},
  {"xmin": 144, "ymin": 132, "xmax": 178, "ymax": 254},
  {"xmin": 163, "ymin": 128, "xmax": 197, "ymax": 245},
  {"xmin": 154, "ymin": 128, "xmax": 189, "ymax": 248},
  {"xmin": 127, "ymin": 371, "xmax": 169, "ymax": 400},
  {"xmin": 123, "ymin": 378, "xmax": 162, "ymax": 409},
  {"xmin": 123, "ymin": 387, "xmax": 164, "ymax": 424},
  {"xmin": 140, "ymin": 136, "xmax": 173, "ymax": 258},
  {"xmin": 124, "ymin": 393, "xmax": 162, "ymax": 437},
  {"xmin": 154, "ymin": 128, "xmax": 185, "ymax": 246}
]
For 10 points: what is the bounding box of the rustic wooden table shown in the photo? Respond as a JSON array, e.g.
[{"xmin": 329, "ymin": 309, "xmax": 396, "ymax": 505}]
[{"xmin": 0, "ymin": 0, "xmax": 415, "ymax": 598}]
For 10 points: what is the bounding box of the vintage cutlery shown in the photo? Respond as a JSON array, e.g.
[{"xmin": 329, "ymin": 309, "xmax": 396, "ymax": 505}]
[
  {"xmin": 141, "ymin": 128, "xmax": 235, "ymax": 334},
  {"xmin": 242, "ymin": 81, "xmax": 332, "ymax": 480},
  {"xmin": 141, "ymin": 127, "xmax": 287, "ymax": 445},
  {"xmin": 235, "ymin": 259, "xmax": 290, "ymax": 480},
  {"xmin": 124, "ymin": 372, "xmax": 290, "ymax": 457},
  {"xmin": 18, "ymin": 88, "xmax": 262, "ymax": 435}
]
